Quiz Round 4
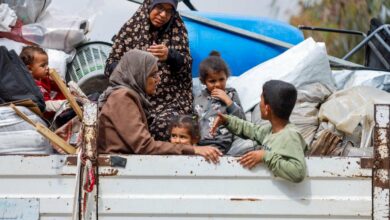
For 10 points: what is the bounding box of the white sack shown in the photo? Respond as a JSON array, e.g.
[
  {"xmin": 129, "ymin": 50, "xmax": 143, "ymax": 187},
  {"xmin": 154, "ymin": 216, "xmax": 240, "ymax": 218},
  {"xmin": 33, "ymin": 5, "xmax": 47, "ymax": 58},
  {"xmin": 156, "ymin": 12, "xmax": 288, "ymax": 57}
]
[
  {"xmin": 22, "ymin": 10, "xmax": 88, "ymax": 52},
  {"xmin": 230, "ymin": 38, "xmax": 336, "ymax": 112},
  {"xmin": 0, "ymin": 106, "xmax": 53, "ymax": 154}
]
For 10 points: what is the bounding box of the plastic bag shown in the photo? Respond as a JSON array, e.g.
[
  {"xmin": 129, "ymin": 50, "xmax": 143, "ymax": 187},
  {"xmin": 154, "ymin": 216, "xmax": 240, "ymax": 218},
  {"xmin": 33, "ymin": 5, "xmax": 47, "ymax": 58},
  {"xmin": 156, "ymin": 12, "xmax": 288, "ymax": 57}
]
[
  {"xmin": 1, "ymin": 0, "xmax": 51, "ymax": 24},
  {"xmin": 0, "ymin": 3, "xmax": 17, "ymax": 31},
  {"xmin": 318, "ymin": 86, "xmax": 390, "ymax": 148},
  {"xmin": 22, "ymin": 10, "xmax": 88, "ymax": 52}
]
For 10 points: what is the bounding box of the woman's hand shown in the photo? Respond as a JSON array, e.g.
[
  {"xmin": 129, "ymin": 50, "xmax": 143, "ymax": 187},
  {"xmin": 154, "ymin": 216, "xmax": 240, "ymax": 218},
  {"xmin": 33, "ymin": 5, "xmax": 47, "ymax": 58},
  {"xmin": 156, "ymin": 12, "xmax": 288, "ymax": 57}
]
[
  {"xmin": 147, "ymin": 43, "xmax": 169, "ymax": 61},
  {"xmin": 211, "ymin": 89, "xmax": 233, "ymax": 106},
  {"xmin": 210, "ymin": 112, "xmax": 227, "ymax": 136},
  {"xmin": 194, "ymin": 146, "xmax": 222, "ymax": 164},
  {"xmin": 237, "ymin": 150, "xmax": 265, "ymax": 169}
]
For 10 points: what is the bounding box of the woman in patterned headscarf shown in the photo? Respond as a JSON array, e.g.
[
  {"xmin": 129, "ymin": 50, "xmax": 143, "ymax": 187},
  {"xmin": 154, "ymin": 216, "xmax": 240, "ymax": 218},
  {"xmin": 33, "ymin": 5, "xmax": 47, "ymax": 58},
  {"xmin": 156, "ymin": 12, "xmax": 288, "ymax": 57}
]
[
  {"xmin": 98, "ymin": 49, "xmax": 221, "ymax": 163},
  {"xmin": 105, "ymin": 0, "xmax": 192, "ymax": 141}
]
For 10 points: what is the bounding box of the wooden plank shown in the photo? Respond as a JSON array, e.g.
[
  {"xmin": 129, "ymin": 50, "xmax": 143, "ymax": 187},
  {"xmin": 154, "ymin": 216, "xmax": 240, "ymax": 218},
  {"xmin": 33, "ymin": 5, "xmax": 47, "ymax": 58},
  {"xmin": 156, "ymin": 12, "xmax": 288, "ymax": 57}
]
[
  {"xmin": 48, "ymin": 69, "xmax": 83, "ymax": 120},
  {"xmin": 11, "ymin": 105, "xmax": 76, "ymax": 154},
  {"xmin": 10, "ymin": 104, "xmax": 35, "ymax": 126},
  {"xmin": 35, "ymin": 123, "xmax": 76, "ymax": 154}
]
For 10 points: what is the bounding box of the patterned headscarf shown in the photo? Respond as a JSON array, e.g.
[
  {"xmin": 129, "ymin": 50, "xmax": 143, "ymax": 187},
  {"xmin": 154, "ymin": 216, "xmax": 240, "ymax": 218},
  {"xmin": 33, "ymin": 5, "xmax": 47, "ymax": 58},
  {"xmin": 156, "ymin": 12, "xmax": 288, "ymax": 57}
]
[
  {"xmin": 105, "ymin": 0, "xmax": 193, "ymax": 114},
  {"xmin": 99, "ymin": 49, "xmax": 158, "ymax": 113},
  {"xmin": 105, "ymin": 0, "xmax": 193, "ymax": 141}
]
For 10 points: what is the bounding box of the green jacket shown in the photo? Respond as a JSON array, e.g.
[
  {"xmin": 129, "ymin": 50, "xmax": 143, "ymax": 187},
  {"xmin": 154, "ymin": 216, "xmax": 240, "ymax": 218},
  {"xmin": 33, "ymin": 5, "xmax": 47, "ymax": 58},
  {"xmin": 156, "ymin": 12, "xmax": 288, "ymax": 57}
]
[{"xmin": 225, "ymin": 115, "xmax": 307, "ymax": 183}]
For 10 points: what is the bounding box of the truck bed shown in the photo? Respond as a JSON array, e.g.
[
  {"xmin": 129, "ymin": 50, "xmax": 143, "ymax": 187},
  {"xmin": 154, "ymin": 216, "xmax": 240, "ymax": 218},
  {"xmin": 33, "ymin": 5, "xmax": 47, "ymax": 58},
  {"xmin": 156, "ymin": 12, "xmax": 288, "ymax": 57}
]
[{"xmin": 0, "ymin": 155, "xmax": 371, "ymax": 219}]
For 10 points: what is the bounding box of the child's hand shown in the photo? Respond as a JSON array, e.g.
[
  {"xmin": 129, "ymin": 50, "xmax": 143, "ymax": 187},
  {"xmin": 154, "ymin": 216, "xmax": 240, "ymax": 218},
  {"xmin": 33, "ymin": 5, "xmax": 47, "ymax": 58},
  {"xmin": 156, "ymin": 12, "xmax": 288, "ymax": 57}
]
[
  {"xmin": 147, "ymin": 43, "xmax": 168, "ymax": 61},
  {"xmin": 194, "ymin": 146, "xmax": 222, "ymax": 164},
  {"xmin": 237, "ymin": 150, "xmax": 265, "ymax": 169},
  {"xmin": 211, "ymin": 89, "xmax": 233, "ymax": 106},
  {"xmin": 210, "ymin": 112, "xmax": 227, "ymax": 136}
]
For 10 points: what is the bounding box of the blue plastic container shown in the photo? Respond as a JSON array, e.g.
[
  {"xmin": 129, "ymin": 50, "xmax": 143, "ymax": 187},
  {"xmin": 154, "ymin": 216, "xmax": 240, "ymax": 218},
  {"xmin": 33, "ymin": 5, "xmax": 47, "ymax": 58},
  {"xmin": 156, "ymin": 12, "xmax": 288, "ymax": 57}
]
[{"xmin": 182, "ymin": 12, "xmax": 304, "ymax": 77}]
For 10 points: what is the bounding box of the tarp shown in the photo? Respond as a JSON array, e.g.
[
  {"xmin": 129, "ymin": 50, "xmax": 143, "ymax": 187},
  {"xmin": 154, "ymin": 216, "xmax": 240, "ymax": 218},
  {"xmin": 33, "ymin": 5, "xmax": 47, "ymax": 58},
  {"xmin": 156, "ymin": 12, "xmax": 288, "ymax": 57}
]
[
  {"xmin": 230, "ymin": 37, "xmax": 336, "ymax": 112},
  {"xmin": 333, "ymin": 69, "xmax": 390, "ymax": 92}
]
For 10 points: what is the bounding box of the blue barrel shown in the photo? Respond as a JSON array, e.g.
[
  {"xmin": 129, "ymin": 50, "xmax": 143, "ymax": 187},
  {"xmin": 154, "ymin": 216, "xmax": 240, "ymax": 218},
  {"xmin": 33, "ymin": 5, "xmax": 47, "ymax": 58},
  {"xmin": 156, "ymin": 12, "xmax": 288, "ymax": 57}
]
[{"xmin": 182, "ymin": 12, "xmax": 304, "ymax": 77}]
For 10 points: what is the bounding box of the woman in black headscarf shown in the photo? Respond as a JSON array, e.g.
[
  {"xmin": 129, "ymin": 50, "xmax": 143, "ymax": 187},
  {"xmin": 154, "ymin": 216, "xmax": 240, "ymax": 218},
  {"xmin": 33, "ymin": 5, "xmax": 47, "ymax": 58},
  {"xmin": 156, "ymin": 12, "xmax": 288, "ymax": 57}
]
[
  {"xmin": 105, "ymin": 0, "xmax": 193, "ymax": 141},
  {"xmin": 98, "ymin": 49, "xmax": 221, "ymax": 163}
]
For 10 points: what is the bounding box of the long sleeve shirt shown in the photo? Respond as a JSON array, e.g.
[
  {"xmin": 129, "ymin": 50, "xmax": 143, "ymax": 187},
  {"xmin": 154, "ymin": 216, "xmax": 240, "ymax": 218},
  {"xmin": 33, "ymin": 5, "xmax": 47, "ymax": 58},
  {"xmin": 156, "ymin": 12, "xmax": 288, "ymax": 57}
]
[
  {"xmin": 98, "ymin": 88, "xmax": 194, "ymax": 155},
  {"xmin": 225, "ymin": 115, "xmax": 307, "ymax": 183},
  {"xmin": 194, "ymin": 87, "xmax": 245, "ymax": 154}
]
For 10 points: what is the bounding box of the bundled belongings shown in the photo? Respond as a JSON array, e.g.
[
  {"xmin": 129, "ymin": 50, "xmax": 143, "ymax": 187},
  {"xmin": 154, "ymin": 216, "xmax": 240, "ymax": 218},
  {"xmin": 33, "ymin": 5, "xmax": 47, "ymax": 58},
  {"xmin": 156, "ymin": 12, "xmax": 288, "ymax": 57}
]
[
  {"xmin": 0, "ymin": 0, "xmax": 51, "ymax": 25},
  {"xmin": 318, "ymin": 86, "xmax": 390, "ymax": 149},
  {"xmin": 0, "ymin": 106, "xmax": 52, "ymax": 154}
]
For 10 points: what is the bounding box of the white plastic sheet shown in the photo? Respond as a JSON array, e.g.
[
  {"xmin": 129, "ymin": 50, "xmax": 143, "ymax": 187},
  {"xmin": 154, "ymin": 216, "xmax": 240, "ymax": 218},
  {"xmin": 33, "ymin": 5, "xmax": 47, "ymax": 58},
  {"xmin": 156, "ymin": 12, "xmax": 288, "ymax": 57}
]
[
  {"xmin": 0, "ymin": 3, "xmax": 16, "ymax": 31},
  {"xmin": 22, "ymin": 10, "xmax": 88, "ymax": 52},
  {"xmin": 230, "ymin": 38, "xmax": 336, "ymax": 112},
  {"xmin": 333, "ymin": 69, "xmax": 390, "ymax": 92},
  {"xmin": 0, "ymin": 106, "xmax": 53, "ymax": 154},
  {"xmin": 318, "ymin": 86, "xmax": 390, "ymax": 148},
  {"xmin": 1, "ymin": 0, "xmax": 51, "ymax": 24}
]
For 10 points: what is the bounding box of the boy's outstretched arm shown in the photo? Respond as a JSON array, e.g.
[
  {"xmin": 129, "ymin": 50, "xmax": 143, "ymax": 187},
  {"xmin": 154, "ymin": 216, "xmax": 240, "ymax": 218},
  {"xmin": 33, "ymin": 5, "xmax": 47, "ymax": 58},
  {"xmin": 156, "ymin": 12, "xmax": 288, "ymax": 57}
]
[
  {"xmin": 211, "ymin": 113, "xmax": 267, "ymax": 142},
  {"xmin": 210, "ymin": 112, "xmax": 227, "ymax": 136}
]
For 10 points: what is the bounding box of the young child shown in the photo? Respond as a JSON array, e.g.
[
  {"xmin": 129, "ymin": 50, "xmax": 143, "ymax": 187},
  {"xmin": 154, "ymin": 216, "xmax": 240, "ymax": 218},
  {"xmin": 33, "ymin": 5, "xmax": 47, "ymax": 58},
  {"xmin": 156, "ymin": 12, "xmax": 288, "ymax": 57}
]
[
  {"xmin": 20, "ymin": 46, "xmax": 66, "ymax": 119},
  {"xmin": 194, "ymin": 51, "xmax": 245, "ymax": 154},
  {"xmin": 211, "ymin": 80, "xmax": 307, "ymax": 183},
  {"xmin": 169, "ymin": 115, "xmax": 200, "ymax": 145}
]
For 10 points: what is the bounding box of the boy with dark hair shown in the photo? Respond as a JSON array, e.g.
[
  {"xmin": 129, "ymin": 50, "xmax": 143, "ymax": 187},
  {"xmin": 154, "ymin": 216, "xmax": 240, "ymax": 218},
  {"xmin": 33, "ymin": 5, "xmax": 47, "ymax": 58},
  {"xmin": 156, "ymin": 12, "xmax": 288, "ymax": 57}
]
[{"xmin": 211, "ymin": 80, "xmax": 307, "ymax": 183}]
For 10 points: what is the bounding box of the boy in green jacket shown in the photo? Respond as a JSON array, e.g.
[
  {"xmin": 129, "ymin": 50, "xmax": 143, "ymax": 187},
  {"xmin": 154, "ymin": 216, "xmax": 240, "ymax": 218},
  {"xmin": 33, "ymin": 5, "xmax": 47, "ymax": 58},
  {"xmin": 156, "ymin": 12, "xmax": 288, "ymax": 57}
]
[{"xmin": 211, "ymin": 80, "xmax": 307, "ymax": 182}]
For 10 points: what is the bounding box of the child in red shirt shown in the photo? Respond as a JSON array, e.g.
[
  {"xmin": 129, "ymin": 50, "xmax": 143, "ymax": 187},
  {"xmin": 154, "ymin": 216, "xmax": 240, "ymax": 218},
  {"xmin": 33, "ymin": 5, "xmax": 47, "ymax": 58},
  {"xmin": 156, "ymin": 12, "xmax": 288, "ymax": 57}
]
[{"xmin": 20, "ymin": 46, "xmax": 66, "ymax": 119}]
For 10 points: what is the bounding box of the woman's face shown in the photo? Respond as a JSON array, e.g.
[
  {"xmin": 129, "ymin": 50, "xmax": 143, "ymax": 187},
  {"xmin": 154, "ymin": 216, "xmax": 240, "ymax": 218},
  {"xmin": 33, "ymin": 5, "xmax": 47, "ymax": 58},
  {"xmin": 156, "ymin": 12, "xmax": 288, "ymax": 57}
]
[
  {"xmin": 149, "ymin": 3, "xmax": 174, "ymax": 28},
  {"xmin": 145, "ymin": 64, "xmax": 161, "ymax": 95}
]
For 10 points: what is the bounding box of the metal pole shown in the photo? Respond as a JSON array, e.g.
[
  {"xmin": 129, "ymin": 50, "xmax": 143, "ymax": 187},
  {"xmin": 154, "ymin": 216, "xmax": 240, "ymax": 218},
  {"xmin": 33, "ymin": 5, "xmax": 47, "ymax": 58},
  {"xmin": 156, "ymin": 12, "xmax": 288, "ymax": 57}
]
[
  {"xmin": 372, "ymin": 104, "xmax": 390, "ymax": 220},
  {"xmin": 342, "ymin": 24, "xmax": 390, "ymax": 60},
  {"xmin": 80, "ymin": 103, "xmax": 98, "ymax": 220},
  {"xmin": 298, "ymin": 25, "xmax": 366, "ymax": 37}
]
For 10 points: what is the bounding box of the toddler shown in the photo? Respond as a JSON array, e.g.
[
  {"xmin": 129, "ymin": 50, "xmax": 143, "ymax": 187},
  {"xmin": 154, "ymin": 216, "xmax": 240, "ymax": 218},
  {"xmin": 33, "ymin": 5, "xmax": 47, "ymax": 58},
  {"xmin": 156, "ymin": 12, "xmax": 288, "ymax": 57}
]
[
  {"xmin": 20, "ymin": 46, "xmax": 66, "ymax": 119},
  {"xmin": 194, "ymin": 51, "xmax": 245, "ymax": 154},
  {"xmin": 169, "ymin": 115, "xmax": 200, "ymax": 145}
]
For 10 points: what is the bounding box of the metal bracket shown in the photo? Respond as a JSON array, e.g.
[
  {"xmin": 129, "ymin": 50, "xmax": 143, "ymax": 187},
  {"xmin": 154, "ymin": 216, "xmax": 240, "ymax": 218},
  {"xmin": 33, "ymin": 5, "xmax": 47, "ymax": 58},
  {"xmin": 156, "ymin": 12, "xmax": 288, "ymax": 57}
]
[{"xmin": 66, "ymin": 155, "xmax": 127, "ymax": 168}]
